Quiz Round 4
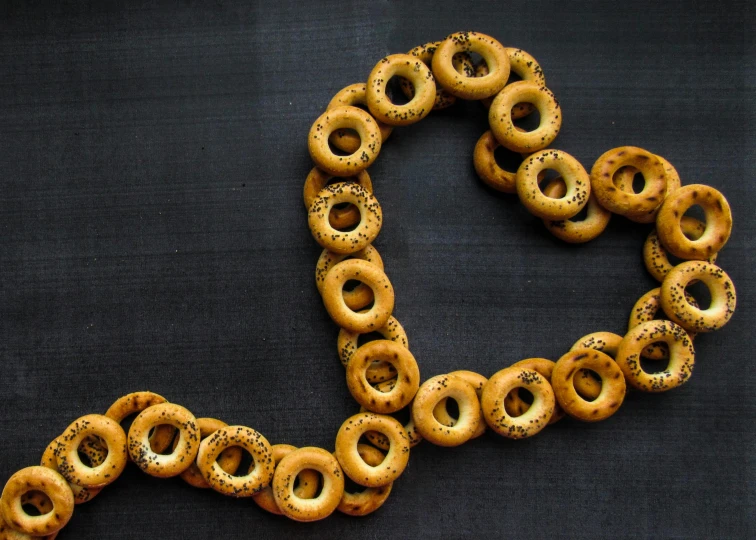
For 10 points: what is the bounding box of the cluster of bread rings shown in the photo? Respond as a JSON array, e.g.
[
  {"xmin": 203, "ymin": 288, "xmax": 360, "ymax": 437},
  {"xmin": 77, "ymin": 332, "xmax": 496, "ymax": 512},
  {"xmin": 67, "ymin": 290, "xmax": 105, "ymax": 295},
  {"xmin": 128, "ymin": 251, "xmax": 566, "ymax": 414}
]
[{"xmin": 0, "ymin": 31, "xmax": 738, "ymax": 536}]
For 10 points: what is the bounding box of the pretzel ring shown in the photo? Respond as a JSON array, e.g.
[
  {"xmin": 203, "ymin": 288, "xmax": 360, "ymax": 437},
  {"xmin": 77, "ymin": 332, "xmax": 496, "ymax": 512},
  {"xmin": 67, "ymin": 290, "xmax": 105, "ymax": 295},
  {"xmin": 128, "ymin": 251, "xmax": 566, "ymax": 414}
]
[
  {"xmin": 489, "ymin": 81, "xmax": 561, "ymax": 153},
  {"xmin": 432, "ymin": 31, "xmax": 509, "ymax": 100},
  {"xmin": 335, "ymin": 412, "xmax": 410, "ymax": 487},
  {"xmin": 337, "ymin": 444, "xmax": 392, "ymax": 516},
  {"xmin": 366, "ymin": 54, "xmax": 436, "ymax": 126},
  {"xmin": 401, "ymin": 42, "xmax": 474, "ymax": 110},
  {"xmin": 326, "ymin": 83, "xmax": 393, "ymax": 153},
  {"xmin": 570, "ymin": 332, "xmax": 624, "ymax": 400},
  {"xmin": 660, "ymin": 261, "xmax": 736, "ymax": 333},
  {"xmin": 432, "ymin": 370, "xmax": 487, "ymax": 439},
  {"xmin": 629, "ymin": 287, "xmax": 698, "ymax": 360},
  {"xmin": 196, "ymin": 425, "xmax": 274, "ymax": 497},
  {"xmin": 0, "ymin": 467, "xmax": 73, "ymax": 537},
  {"xmin": 308, "ymin": 105, "xmax": 382, "ymax": 177},
  {"xmin": 516, "ymin": 149, "xmax": 590, "ymax": 220},
  {"xmin": 411, "ymin": 373, "xmax": 482, "ymax": 446},
  {"xmin": 128, "ymin": 403, "xmax": 199, "ymax": 478},
  {"xmin": 361, "ymin": 379, "xmax": 423, "ymax": 449},
  {"xmin": 644, "ymin": 218, "xmax": 717, "ymax": 282},
  {"xmin": 307, "ymin": 182, "xmax": 382, "ymax": 255},
  {"xmin": 40, "ymin": 439, "xmax": 101, "ymax": 505},
  {"xmin": 316, "ymin": 245, "xmax": 384, "ymax": 312},
  {"xmin": 337, "ymin": 313, "xmax": 407, "ymax": 383},
  {"xmin": 481, "ymin": 366, "xmax": 555, "ymax": 439},
  {"xmin": 346, "ymin": 340, "xmax": 420, "ymax": 414},
  {"xmin": 503, "ymin": 358, "xmax": 565, "ymax": 424},
  {"xmin": 270, "ymin": 447, "xmax": 343, "ymax": 522},
  {"xmin": 590, "ymin": 146, "xmax": 667, "ymax": 216},
  {"xmin": 253, "ymin": 444, "xmax": 320, "ymax": 515},
  {"xmin": 303, "ymin": 168, "xmax": 374, "ymax": 230},
  {"xmin": 321, "ymin": 259, "xmax": 394, "ymax": 333},
  {"xmin": 615, "ymin": 320, "xmax": 695, "ymax": 392},
  {"xmin": 54, "ymin": 414, "xmax": 127, "ymax": 488},
  {"xmin": 477, "ymin": 47, "xmax": 546, "ymax": 116},
  {"xmin": 105, "ymin": 391, "xmax": 175, "ymax": 454},
  {"xmin": 540, "ymin": 174, "xmax": 611, "ymax": 241},
  {"xmin": 177, "ymin": 418, "xmax": 242, "ymax": 489},
  {"xmin": 656, "ymin": 184, "xmax": 732, "ymax": 260}
]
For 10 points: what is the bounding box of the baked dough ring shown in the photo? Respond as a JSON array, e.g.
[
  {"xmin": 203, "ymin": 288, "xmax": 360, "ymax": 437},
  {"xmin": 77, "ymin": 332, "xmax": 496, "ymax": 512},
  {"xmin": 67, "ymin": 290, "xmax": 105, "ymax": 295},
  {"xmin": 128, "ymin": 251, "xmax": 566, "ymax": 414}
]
[
  {"xmin": 366, "ymin": 54, "xmax": 436, "ymax": 126},
  {"xmin": 541, "ymin": 175, "xmax": 611, "ymax": 242},
  {"xmin": 303, "ymin": 168, "xmax": 374, "ymax": 230},
  {"xmin": 337, "ymin": 314, "xmax": 407, "ymax": 383},
  {"xmin": 644, "ymin": 218, "xmax": 717, "ymax": 282},
  {"xmin": 615, "ymin": 320, "xmax": 695, "ymax": 392},
  {"xmin": 432, "ymin": 31, "xmax": 510, "ymax": 100},
  {"xmin": 476, "ymin": 47, "xmax": 546, "ymax": 116},
  {"xmin": 401, "ymin": 42, "xmax": 474, "ymax": 109},
  {"xmin": 104, "ymin": 391, "xmax": 175, "ymax": 455},
  {"xmin": 196, "ymin": 425, "xmax": 274, "ymax": 497},
  {"xmin": 590, "ymin": 146, "xmax": 667, "ymax": 216},
  {"xmin": 40, "ymin": 439, "xmax": 101, "ymax": 505},
  {"xmin": 660, "ymin": 261, "xmax": 736, "ymax": 333},
  {"xmin": 55, "ymin": 414, "xmax": 127, "ymax": 488},
  {"xmin": 473, "ymin": 130, "xmax": 527, "ymax": 193},
  {"xmin": 307, "ymin": 182, "xmax": 382, "ymax": 255},
  {"xmin": 489, "ymin": 81, "xmax": 561, "ymax": 153},
  {"xmin": 336, "ymin": 444, "xmax": 393, "ymax": 517},
  {"xmin": 614, "ymin": 155, "xmax": 682, "ymax": 223},
  {"xmin": 316, "ymin": 245, "xmax": 384, "ymax": 312},
  {"xmin": 308, "ymin": 105, "xmax": 382, "ymax": 176},
  {"xmin": 411, "ymin": 374, "xmax": 482, "ymax": 447},
  {"xmin": 516, "ymin": 149, "xmax": 590, "ymax": 220},
  {"xmin": 361, "ymin": 379, "xmax": 423, "ymax": 449},
  {"xmin": 432, "ymin": 370, "xmax": 488, "ymax": 439},
  {"xmin": 346, "ymin": 340, "xmax": 420, "ymax": 414},
  {"xmin": 321, "ymin": 259, "xmax": 394, "ymax": 333},
  {"xmin": 504, "ymin": 358, "xmax": 565, "ymax": 424},
  {"xmin": 629, "ymin": 287, "xmax": 698, "ymax": 360},
  {"xmin": 481, "ymin": 366, "xmax": 555, "ymax": 439},
  {"xmin": 272, "ymin": 447, "xmax": 344, "ymax": 522},
  {"xmin": 335, "ymin": 412, "xmax": 410, "ymax": 488},
  {"xmin": 570, "ymin": 331, "xmax": 624, "ymax": 401},
  {"xmin": 655, "ymin": 184, "xmax": 732, "ymax": 260},
  {"xmin": 177, "ymin": 418, "xmax": 242, "ymax": 489},
  {"xmin": 128, "ymin": 403, "xmax": 199, "ymax": 478},
  {"xmin": 551, "ymin": 349, "xmax": 626, "ymax": 422},
  {"xmin": 0, "ymin": 467, "xmax": 73, "ymax": 537},
  {"xmin": 326, "ymin": 83, "xmax": 393, "ymax": 153},
  {"xmin": 253, "ymin": 444, "xmax": 320, "ymax": 515}
]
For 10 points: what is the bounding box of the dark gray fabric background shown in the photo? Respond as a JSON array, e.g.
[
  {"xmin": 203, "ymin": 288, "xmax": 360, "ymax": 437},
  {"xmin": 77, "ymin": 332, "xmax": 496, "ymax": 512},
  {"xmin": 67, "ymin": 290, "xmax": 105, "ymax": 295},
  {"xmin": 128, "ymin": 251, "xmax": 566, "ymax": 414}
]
[{"xmin": 1, "ymin": 1, "xmax": 754, "ymax": 538}]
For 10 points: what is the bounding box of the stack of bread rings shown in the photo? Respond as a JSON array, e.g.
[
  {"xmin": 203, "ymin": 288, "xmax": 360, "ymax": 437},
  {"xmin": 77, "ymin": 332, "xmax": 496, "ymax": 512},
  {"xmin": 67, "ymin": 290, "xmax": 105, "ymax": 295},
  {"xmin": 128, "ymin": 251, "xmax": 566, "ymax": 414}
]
[{"xmin": 0, "ymin": 31, "xmax": 737, "ymax": 536}]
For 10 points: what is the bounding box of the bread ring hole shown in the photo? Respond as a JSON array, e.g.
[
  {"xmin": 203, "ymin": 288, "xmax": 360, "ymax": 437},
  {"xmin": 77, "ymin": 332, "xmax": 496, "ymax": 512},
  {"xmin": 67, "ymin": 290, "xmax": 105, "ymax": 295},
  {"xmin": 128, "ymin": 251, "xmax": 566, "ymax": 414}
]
[
  {"xmin": 20, "ymin": 491, "xmax": 52, "ymax": 517},
  {"xmin": 536, "ymin": 169, "xmax": 562, "ymax": 196},
  {"xmin": 567, "ymin": 204, "xmax": 590, "ymax": 223},
  {"xmin": 327, "ymin": 135, "xmax": 357, "ymax": 157},
  {"xmin": 77, "ymin": 436, "xmax": 108, "ymax": 467},
  {"xmin": 504, "ymin": 388, "xmax": 535, "ymax": 417},
  {"xmin": 433, "ymin": 398, "xmax": 460, "ymax": 426},
  {"xmin": 639, "ymin": 354, "xmax": 670, "ymax": 374},
  {"xmin": 293, "ymin": 468, "xmax": 321, "ymax": 498},
  {"xmin": 512, "ymin": 106, "xmax": 541, "ymax": 132},
  {"xmin": 573, "ymin": 370, "xmax": 603, "ymax": 401},
  {"xmin": 492, "ymin": 145, "xmax": 526, "ymax": 173},
  {"xmin": 684, "ymin": 281, "xmax": 712, "ymax": 311},
  {"xmin": 343, "ymin": 472, "xmax": 368, "ymax": 495},
  {"xmin": 385, "ymin": 76, "xmax": 411, "ymax": 106}
]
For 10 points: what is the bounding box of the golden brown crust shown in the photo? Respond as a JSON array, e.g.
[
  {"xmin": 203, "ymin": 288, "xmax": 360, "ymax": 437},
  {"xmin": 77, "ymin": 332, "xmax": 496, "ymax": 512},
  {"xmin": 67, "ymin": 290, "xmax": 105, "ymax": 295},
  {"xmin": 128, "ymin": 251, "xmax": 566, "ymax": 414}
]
[
  {"xmin": 316, "ymin": 246, "xmax": 384, "ymax": 313},
  {"xmin": 411, "ymin": 374, "xmax": 482, "ymax": 446},
  {"xmin": 253, "ymin": 444, "xmax": 320, "ymax": 515},
  {"xmin": 336, "ymin": 444, "xmax": 393, "ymax": 516},
  {"xmin": 489, "ymin": 81, "xmax": 561, "ymax": 153},
  {"xmin": 0, "ymin": 466, "xmax": 74, "ymax": 537},
  {"xmin": 326, "ymin": 83, "xmax": 393, "ymax": 153},
  {"xmin": 517, "ymin": 149, "xmax": 590, "ymax": 220},
  {"xmin": 402, "ymin": 42, "xmax": 474, "ymax": 110},
  {"xmin": 308, "ymin": 105, "xmax": 382, "ymax": 176},
  {"xmin": 303, "ymin": 168, "xmax": 374, "ymax": 230},
  {"xmin": 40, "ymin": 439, "xmax": 101, "ymax": 505},
  {"xmin": 541, "ymin": 176, "xmax": 611, "ymax": 243},
  {"xmin": 361, "ymin": 379, "xmax": 423, "ymax": 449},
  {"xmin": 178, "ymin": 418, "xmax": 242, "ymax": 489},
  {"xmin": 643, "ymin": 217, "xmax": 717, "ymax": 282},
  {"xmin": 366, "ymin": 54, "xmax": 436, "ymax": 126}
]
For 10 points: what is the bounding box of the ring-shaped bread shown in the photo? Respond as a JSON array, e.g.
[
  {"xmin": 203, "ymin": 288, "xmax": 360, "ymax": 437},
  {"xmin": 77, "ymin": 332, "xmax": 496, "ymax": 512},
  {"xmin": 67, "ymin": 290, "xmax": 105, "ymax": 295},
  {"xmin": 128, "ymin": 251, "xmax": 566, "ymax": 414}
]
[
  {"xmin": 253, "ymin": 444, "xmax": 320, "ymax": 515},
  {"xmin": 541, "ymin": 175, "xmax": 611, "ymax": 242},
  {"xmin": 307, "ymin": 182, "xmax": 382, "ymax": 255},
  {"xmin": 326, "ymin": 83, "xmax": 393, "ymax": 153},
  {"xmin": 334, "ymin": 412, "xmax": 410, "ymax": 488},
  {"xmin": 316, "ymin": 245, "xmax": 384, "ymax": 312},
  {"xmin": 0, "ymin": 467, "xmax": 73, "ymax": 537},
  {"xmin": 366, "ymin": 54, "xmax": 436, "ymax": 126},
  {"xmin": 303, "ymin": 168, "xmax": 374, "ymax": 230},
  {"xmin": 346, "ymin": 340, "xmax": 419, "ymax": 414},
  {"xmin": 551, "ymin": 349, "xmax": 626, "ymax": 422},
  {"xmin": 432, "ymin": 31, "xmax": 510, "ymax": 100},
  {"xmin": 177, "ymin": 418, "xmax": 242, "ymax": 489},
  {"xmin": 105, "ymin": 391, "xmax": 175, "ymax": 455},
  {"xmin": 660, "ymin": 261, "xmax": 736, "ymax": 333},
  {"xmin": 643, "ymin": 217, "xmax": 717, "ymax": 282},
  {"xmin": 361, "ymin": 378, "xmax": 423, "ymax": 449},
  {"xmin": 401, "ymin": 42, "xmax": 474, "ymax": 109},
  {"xmin": 411, "ymin": 374, "xmax": 482, "ymax": 447},
  {"xmin": 516, "ymin": 149, "xmax": 590, "ymax": 220},
  {"xmin": 308, "ymin": 105, "xmax": 382, "ymax": 176},
  {"xmin": 655, "ymin": 184, "xmax": 732, "ymax": 260},
  {"xmin": 128, "ymin": 403, "xmax": 199, "ymax": 478},
  {"xmin": 321, "ymin": 259, "xmax": 394, "ymax": 333},
  {"xmin": 481, "ymin": 366, "xmax": 555, "ymax": 439},
  {"xmin": 489, "ymin": 81, "xmax": 561, "ymax": 153},
  {"xmin": 615, "ymin": 320, "xmax": 696, "ymax": 392},
  {"xmin": 569, "ymin": 332, "xmax": 624, "ymax": 401},
  {"xmin": 336, "ymin": 444, "xmax": 393, "ymax": 517}
]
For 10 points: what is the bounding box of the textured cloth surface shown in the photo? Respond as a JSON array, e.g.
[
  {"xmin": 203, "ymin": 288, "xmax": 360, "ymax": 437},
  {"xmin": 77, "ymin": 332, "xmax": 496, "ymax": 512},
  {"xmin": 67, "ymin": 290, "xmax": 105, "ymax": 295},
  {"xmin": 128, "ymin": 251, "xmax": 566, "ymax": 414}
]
[{"xmin": 0, "ymin": 1, "xmax": 754, "ymax": 538}]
